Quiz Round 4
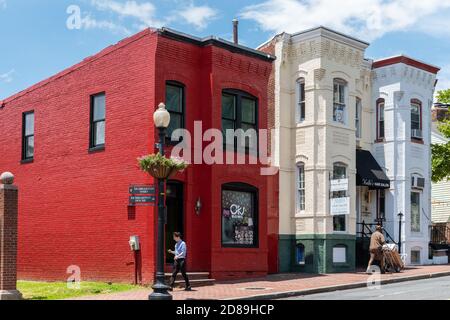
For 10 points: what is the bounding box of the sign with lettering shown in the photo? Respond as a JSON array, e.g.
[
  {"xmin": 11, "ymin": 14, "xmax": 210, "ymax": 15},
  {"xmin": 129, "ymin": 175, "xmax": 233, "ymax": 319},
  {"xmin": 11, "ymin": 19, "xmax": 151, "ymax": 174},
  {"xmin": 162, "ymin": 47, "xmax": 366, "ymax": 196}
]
[
  {"xmin": 330, "ymin": 197, "xmax": 350, "ymax": 215},
  {"xmin": 330, "ymin": 179, "xmax": 348, "ymax": 192},
  {"xmin": 129, "ymin": 195, "xmax": 156, "ymax": 206},
  {"xmin": 129, "ymin": 185, "xmax": 156, "ymax": 195}
]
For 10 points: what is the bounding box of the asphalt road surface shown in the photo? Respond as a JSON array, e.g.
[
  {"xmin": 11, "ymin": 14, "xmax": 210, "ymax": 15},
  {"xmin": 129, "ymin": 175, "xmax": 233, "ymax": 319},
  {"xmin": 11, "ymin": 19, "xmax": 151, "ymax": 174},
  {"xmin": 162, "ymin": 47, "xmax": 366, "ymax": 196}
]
[{"xmin": 283, "ymin": 275, "xmax": 450, "ymax": 300}]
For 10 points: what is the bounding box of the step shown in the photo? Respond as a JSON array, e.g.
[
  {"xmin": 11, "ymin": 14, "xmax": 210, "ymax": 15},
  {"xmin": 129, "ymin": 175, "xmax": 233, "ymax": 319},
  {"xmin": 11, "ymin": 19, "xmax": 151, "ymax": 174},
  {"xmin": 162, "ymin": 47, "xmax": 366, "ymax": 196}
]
[
  {"xmin": 164, "ymin": 272, "xmax": 210, "ymax": 281},
  {"xmin": 172, "ymin": 278, "xmax": 216, "ymax": 288}
]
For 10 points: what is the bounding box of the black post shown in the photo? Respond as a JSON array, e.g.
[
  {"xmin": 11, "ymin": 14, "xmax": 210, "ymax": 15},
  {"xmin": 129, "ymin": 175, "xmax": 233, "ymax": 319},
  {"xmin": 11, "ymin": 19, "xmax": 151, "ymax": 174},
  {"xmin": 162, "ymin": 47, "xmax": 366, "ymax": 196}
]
[
  {"xmin": 149, "ymin": 128, "xmax": 172, "ymax": 300},
  {"xmin": 398, "ymin": 212, "xmax": 403, "ymax": 254}
]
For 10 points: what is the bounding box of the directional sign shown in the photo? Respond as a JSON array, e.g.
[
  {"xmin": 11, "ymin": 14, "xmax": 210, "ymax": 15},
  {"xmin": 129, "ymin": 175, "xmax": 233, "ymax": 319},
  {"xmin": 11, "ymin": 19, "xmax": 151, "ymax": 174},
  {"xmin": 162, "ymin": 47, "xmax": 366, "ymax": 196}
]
[
  {"xmin": 129, "ymin": 185, "xmax": 156, "ymax": 195},
  {"xmin": 129, "ymin": 195, "xmax": 156, "ymax": 206}
]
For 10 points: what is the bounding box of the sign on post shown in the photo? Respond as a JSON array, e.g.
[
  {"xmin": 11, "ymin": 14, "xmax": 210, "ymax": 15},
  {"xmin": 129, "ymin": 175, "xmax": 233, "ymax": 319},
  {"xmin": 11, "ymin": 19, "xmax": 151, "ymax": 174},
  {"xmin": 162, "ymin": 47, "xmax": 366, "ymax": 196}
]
[{"xmin": 129, "ymin": 185, "xmax": 156, "ymax": 206}]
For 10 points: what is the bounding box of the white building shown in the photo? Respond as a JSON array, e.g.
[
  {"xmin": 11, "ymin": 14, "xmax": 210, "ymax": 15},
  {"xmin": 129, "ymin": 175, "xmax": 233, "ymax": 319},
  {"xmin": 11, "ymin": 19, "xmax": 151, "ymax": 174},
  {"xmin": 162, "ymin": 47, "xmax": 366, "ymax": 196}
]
[{"xmin": 260, "ymin": 27, "xmax": 440, "ymax": 272}]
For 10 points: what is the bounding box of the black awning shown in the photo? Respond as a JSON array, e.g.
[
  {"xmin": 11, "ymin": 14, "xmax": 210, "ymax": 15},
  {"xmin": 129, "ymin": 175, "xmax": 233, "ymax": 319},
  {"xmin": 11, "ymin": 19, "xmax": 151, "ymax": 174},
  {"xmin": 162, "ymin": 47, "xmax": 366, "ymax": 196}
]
[{"xmin": 356, "ymin": 149, "xmax": 390, "ymax": 189}]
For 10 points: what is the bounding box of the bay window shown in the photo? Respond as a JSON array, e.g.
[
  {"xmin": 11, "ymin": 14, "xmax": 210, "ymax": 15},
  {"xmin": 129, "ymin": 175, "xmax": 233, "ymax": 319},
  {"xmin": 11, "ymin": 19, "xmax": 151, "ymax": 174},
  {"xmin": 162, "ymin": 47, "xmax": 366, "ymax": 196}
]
[
  {"xmin": 332, "ymin": 163, "xmax": 348, "ymax": 232},
  {"xmin": 411, "ymin": 192, "xmax": 421, "ymax": 232},
  {"xmin": 355, "ymin": 98, "xmax": 362, "ymax": 138},
  {"xmin": 297, "ymin": 163, "xmax": 305, "ymax": 212}
]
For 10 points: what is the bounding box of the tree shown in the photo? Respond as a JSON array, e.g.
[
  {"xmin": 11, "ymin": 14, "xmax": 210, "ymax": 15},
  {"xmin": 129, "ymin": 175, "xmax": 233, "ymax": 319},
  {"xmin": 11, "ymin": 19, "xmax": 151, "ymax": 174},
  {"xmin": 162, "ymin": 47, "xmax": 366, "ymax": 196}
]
[{"xmin": 432, "ymin": 89, "xmax": 450, "ymax": 182}]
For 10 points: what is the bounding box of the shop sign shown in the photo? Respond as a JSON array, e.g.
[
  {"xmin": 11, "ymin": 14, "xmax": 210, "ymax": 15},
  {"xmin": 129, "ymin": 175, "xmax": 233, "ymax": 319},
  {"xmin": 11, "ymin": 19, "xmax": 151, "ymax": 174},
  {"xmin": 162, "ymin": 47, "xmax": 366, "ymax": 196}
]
[
  {"xmin": 330, "ymin": 179, "xmax": 348, "ymax": 192},
  {"xmin": 330, "ymin": 197, "xmax": 350, "ymax": 215}
]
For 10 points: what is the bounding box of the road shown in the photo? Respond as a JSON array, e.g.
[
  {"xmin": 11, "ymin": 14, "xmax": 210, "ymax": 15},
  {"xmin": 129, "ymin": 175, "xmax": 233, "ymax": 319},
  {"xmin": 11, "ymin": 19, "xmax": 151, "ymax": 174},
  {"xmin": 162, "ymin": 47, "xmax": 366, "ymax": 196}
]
[{"xmin": 283, "ymin": 275, "xmax": 450, "ymax": 300}]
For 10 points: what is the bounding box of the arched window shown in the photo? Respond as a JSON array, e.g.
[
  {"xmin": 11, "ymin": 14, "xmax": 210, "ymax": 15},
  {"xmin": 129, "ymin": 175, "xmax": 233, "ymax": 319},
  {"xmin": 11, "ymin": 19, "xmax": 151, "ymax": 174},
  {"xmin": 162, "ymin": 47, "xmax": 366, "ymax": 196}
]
[
  {"xmin": 333, "ymin": 79, "xmax": 347, "ymax": 124},
  {"xmin": 376, "ymin": 98, "xmax": 385, "ymax": 140},
  {"xmin": 296, "ymin": 78, "xmax": 306, "ymax": 122},
  {"xmin": 221, "ymin": 182, "xmax": 259, "ymax": 248},
  {"xmin": 296, "ymin": 243, "xmax": 306, "ymax": 265},
  {"xmin": 411, "ymin": 99, "xmax": 422, "ymax": 140},
  {"xmin": 355, "ymin": 98, "xmax": 362, "ymax": 138},
  {"xmin": 296, "ymin": 162, "xmax": 306, "ymax": 212},
  {"xmin": 166, "ymin": 81, "xmax": 185, "ymax": 140}
]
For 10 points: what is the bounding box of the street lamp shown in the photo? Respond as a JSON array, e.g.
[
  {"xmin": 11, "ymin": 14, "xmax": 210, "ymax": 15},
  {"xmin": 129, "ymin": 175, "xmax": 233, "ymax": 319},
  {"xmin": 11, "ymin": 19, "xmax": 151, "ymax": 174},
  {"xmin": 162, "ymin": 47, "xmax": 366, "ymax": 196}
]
[
  {"xmin": 149, "ymin": 103, "xmax": 172, "ymax": 301},
  {"xmin": 397, "ymin": 212, "xmax": 403, "ymax": 254}
]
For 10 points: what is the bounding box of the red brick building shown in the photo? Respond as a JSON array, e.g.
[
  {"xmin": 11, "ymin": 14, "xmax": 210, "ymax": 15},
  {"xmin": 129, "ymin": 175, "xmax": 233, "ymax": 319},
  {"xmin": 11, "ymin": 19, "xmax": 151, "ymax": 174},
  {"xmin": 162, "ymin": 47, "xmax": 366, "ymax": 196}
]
[{"xmin": 0, "ymin": 28, "xmax": 278, "ymax": 284}]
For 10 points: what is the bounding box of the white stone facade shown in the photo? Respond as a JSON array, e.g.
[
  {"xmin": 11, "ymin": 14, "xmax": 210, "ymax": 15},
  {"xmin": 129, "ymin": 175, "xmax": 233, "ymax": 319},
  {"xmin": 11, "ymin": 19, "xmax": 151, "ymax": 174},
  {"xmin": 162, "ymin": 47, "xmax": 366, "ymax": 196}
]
[{"xmin": 261, "ymin": 27, "xmax": 439, "ymax": 270}]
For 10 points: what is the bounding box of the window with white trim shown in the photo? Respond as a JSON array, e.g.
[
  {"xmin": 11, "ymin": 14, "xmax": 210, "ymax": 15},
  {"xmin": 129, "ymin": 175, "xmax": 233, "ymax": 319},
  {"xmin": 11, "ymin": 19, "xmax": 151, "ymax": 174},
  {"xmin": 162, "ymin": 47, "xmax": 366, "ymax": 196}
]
[
  {"xmin": 297, "ymin": 78, "xmax": 306, "ymax": 122},
  {"xmin": 332, "ymin": 163, "xmax": 347, "ymax": 232},
  {"xmin": 333, "ymin": 79, "xmax": 347, "ymax": 124},
  {"xmin": 297, "ymin": 163, "xmax": 305, "ymax": 212},
  {"xmin": 411, "ymin": 99, "xmax": 422, "ymax": 140},
  {"xmin": 355, "ymin": 98, "xmax": 362, "ymax": 138},
  {"xmin": 411, "ymin": 191, "xmax": 421, "ymax": 232},
  {"xmin": 377, "ymin": 99, "xmax": 385, "ymax": 140}
]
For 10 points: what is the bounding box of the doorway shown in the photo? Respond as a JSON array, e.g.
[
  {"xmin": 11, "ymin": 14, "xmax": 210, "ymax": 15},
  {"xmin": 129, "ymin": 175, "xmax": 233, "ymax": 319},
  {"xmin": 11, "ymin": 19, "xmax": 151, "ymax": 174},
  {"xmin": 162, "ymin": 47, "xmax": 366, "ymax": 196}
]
[{"xmin": 165, "ymin": 181, "xmax": 184, "ymax": 264}]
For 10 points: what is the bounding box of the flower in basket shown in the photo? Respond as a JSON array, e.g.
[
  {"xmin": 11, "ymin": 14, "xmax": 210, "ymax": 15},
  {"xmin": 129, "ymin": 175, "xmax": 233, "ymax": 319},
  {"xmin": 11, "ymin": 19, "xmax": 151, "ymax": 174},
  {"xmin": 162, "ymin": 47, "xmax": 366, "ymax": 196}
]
[{"xmin": 138, "ymin": 153, "xmax": 189, "ymax": 180}]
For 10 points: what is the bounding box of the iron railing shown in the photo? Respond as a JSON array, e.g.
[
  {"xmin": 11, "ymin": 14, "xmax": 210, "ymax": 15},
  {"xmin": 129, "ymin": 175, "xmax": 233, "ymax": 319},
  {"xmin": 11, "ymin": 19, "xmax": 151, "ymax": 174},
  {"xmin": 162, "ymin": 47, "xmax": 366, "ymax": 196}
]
[{"xmin": 357, "ymin": 220, "xmax": 398, "ymax": 245}]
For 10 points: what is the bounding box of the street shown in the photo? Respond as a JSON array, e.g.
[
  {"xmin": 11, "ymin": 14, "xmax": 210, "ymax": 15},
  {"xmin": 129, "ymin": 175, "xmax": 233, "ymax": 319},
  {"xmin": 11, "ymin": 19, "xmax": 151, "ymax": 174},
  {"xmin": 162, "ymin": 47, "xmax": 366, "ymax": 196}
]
[{"xmin": 283, "ymin": 275, "xmax": 450, "ymax": 300}]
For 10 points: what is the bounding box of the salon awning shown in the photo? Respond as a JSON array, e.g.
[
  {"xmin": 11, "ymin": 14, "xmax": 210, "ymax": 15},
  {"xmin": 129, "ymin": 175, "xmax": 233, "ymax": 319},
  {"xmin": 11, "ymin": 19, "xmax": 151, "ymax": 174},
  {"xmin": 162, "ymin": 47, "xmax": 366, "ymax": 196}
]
[{"xmin": 356, "ymin": 149, "xmax": 390, "ymax": 189}]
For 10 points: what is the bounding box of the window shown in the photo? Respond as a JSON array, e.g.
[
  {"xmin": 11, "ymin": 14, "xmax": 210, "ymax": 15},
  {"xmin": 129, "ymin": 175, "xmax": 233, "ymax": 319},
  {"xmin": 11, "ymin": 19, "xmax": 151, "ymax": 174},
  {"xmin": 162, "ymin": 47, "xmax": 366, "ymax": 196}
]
[
  {"xmin": 411, "ymin": 192, "xmax": 421, "ymax": 232},
  {"xmin": 411, "ymin": 249, "xmax": 421, "ymax": 264},
  {"xmin": 90, "ymin": 93, "xmax": 105, "ymax": 149},
  {"xmin": 22, "ymin": 111, "xmax": 35, "ymax": 161},
  {"xmin": 297, "ymin": 163, "xmax": 305, "ymax": 212},
  {"xmin": 166, "ymin": 82, "xmax": 185, "ymax": 139},
  {"xmin": 411, "ymin": 99, "xmax": 422, "ymax": 140},
  {"xmin": 221, "ymin": 183, "xmax": 258, "ymax": 247},
  {"xmin": 355, "ymin": 98, "xmax": 362, "ymax": 138},
  {"xmin": 296, "ymin": 243, "xmax": 306, "ymax": 265},
  {"xmin": 377, "ymin": 99, "xmax": 385, "ymax": 140},
  {"xmin": 222, "ymin": 90, "xmax": 258, "ymax": 150},
  {"xmin": 333, "ymin": 79, "xmax": 347, "ymax": 124},
  {"xmin": 333, "ymin": 245, "xmax": 347, "ymax": 263},
  {"xmin": 377, "ymin": 190, "xmax": 386, "ymax": 222},
  {"xmin": 297, "ymin": 78, "xmax": 306, "ymax": 122},
  {"xmin": 332, "ymin": 163, "xmax": 347, "ymax": 232}
]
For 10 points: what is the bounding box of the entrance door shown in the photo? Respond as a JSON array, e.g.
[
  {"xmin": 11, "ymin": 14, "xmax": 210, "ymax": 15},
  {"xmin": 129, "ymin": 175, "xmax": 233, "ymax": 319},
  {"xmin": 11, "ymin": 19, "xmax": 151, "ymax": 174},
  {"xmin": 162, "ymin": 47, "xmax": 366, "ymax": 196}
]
[{"xmin": 165, "ymin": 181, "xmax": 184, "ymax": 264}]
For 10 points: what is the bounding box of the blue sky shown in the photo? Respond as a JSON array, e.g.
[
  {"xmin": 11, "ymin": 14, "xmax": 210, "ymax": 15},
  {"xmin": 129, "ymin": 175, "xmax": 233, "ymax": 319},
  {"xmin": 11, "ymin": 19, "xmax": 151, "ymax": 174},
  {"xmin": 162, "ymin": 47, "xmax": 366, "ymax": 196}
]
[{"xmin": 1, "ymin": 0, "xmax": 450, "ymax": 100}]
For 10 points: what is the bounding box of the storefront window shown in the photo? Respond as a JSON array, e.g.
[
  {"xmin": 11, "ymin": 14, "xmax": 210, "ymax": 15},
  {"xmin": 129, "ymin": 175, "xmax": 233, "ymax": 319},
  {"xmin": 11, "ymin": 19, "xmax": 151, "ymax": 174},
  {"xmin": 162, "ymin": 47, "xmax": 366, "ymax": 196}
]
[{"xmin": 222, "ymin": 183, "xmax": 258, "ymax": 247}]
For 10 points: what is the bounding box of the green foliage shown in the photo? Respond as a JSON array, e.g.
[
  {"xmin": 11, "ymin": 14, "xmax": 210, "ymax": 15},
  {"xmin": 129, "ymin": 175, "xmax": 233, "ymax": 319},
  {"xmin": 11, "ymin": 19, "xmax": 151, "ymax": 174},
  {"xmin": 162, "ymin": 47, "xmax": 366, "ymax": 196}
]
[
  {"xmin": 436, "ymin": 89, "xmax": 450, "ymax": 104},
  {"xmin": 138, "ymin": 153, "xmax": 188, "ymax": 173},
  {"xmin": 432, "ymin": 89, "xmax": 450, "ymax": 182}
]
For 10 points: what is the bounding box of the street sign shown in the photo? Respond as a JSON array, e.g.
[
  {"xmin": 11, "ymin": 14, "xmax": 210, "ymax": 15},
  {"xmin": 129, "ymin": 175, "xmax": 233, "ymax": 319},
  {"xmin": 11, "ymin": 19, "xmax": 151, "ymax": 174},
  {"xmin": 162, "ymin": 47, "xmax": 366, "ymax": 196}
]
[
  {"xmin": 129, "ymin": 185, "xmax": 156, "ymax": 195},
  {"xmin": 129, "ymin": 195, "xmax": 156, "ymax": 206}
]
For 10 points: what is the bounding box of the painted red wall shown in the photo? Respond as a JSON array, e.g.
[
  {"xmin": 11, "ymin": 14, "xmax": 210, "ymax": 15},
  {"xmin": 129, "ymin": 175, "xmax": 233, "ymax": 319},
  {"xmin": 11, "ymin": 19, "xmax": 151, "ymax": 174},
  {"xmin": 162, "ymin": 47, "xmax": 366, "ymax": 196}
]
[
  {"xmin": 0, "ymin": 28, "xmax": 277, "ymax": 284},
  {"xmin": 0, "ymin": 30, "xmax": 159, "ymax": 284}
]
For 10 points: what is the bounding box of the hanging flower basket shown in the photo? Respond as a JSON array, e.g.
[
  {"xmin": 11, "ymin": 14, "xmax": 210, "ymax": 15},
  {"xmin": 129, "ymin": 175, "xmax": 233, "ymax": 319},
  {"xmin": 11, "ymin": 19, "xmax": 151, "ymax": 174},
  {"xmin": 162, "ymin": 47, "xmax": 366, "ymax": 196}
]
[{"xmin": 138, "ymin": 153, "xmax": 188, "ymax": 180}]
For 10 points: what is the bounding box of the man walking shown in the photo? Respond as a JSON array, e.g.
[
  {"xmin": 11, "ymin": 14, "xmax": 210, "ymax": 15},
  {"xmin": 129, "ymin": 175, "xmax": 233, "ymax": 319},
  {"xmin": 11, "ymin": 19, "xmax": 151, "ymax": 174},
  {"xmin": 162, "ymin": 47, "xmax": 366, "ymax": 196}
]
[
  {"xmin": 366, "ymin": 225, "xmax": 386, "ymax": 274},
  {"xmin": 168, "ymin": 232, "xmax": 192, "ymax": 291}
]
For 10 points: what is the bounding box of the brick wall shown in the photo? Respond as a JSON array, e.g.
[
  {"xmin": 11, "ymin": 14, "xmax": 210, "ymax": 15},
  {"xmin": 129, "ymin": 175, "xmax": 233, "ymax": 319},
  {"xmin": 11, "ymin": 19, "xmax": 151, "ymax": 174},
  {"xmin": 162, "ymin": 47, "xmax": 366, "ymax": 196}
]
[{"xmin": 0, "ymin": 185, "xmax": 19, "ymax": 291}]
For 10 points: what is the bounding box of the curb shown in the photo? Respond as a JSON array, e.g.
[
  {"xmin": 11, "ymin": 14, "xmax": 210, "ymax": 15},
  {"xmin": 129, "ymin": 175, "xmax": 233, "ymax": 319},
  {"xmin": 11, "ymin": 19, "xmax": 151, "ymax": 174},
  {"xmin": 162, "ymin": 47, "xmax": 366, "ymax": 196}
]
[{"xmin": 231, "ymin": 271, "xmax": 450, "ymax": 300}]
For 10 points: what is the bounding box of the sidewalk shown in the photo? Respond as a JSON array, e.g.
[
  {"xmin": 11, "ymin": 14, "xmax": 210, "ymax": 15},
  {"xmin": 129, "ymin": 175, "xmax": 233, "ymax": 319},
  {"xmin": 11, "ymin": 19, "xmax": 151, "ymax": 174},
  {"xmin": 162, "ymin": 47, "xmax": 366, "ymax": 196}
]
[{"xmin": 71, "ymin": 265, "xmax": 450, "ymax": 300}]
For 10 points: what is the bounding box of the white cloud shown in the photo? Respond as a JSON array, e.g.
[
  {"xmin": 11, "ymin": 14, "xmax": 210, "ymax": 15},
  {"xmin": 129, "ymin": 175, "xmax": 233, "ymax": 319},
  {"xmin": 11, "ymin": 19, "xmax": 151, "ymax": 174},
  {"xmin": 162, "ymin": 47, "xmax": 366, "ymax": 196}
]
[
  {"xmin": 177, "ymin": 4, "xmax": 218, "ymax": 30},
  {"xmin": 0, "ymin": 69, "xmax": 14, "ymax": 83},
  {"xmin": 81, "ymin": 14, "xmax": 132, "ymax": 34},
  {"xmin": 241, "ymin": 0, "xmax": 450, "ymax": 41},
  {"xmin": 90, "ymin": 0, "xmax": 164, "ymax": 29}
]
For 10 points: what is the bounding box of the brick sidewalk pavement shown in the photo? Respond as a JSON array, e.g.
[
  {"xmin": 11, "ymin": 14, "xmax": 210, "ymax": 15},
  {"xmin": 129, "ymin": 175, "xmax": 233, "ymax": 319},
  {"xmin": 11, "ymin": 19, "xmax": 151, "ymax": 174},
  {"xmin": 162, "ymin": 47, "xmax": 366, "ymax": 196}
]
[{"xmin": 70, "ymin": 265, "xmax": 450, "ymax": 300}]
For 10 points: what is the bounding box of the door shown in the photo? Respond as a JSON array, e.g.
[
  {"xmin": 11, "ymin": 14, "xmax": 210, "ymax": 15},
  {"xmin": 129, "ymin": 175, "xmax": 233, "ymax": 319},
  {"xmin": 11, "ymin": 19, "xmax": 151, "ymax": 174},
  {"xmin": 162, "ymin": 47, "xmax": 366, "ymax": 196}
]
[{"xmin": 165, "ymin": 181, "xmax": 184, "ymax": 264}]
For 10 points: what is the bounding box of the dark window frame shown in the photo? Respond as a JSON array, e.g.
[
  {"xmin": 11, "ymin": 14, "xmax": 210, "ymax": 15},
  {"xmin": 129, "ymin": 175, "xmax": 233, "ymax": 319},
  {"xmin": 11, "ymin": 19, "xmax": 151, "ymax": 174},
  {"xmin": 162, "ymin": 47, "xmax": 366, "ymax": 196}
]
[
  {"xmin": 89, "ymin": 92, "xmax": 106, "ymax": 152},
  {"xmin": 221, "ymin": 89, "xmax": 259, "ymax": 153},
  {"xmin": 411, "ymin": 99, "xmax": 423, "ymax": 141},
  {"xmin": 21, "ymin": 110, "xmax": 35, "ymax": 162},
  {"xmin": 221, "ymin": 182, "xmax": 259, "ymax": 249},
  {"xmin": 165, "ymin": 81, "xmax": 185, "ymax": 144}
]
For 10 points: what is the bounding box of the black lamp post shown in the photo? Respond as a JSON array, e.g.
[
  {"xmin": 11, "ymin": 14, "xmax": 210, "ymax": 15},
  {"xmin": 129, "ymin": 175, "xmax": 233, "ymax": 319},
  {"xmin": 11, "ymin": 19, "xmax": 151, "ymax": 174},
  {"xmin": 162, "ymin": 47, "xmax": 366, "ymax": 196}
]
[
  {"xmin": 397, "ymin": 212, "xmax": 403, "ymax": 254},
  {"xmin": 149, "ymin": 103, "xmax": 172, "ymax": 301}
]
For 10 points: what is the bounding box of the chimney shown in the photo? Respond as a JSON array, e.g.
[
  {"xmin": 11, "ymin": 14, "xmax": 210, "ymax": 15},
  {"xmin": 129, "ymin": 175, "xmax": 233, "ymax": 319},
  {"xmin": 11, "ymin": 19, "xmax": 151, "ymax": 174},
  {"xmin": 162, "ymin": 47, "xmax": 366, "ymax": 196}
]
[{"xmin": 233, "ymin": 19, "xmax": 239, "ymax": 45}]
